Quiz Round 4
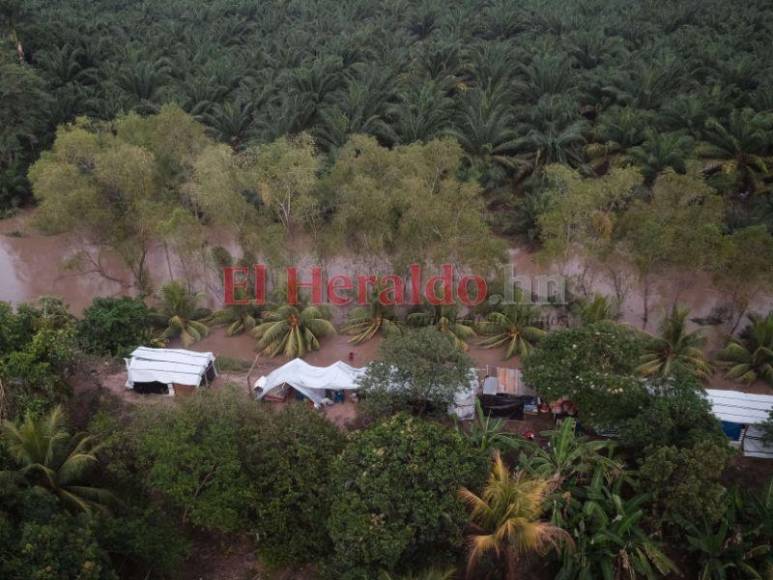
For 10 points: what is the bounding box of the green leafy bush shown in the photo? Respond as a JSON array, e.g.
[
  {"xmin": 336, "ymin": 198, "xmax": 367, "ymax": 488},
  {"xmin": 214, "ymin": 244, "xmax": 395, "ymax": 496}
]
[
  {"xmin": 247, "ymin": 404, "xmax": 346, "ymax": 567},
  {"xmin": 616, "ymin": 373, "xmax": 725, "ymax": 454},
  {"xmin": 637, "ymin": 440, "xmax": 734, "ymax": 529},
  {"xmin": 133, "ymin": 386, "xmax": 260, "ymax": 532},
  {"xmin": 326, "ymin": 414, "xmax": 487, "ymax": 579},
  {"xmin": 77, "ymin": 297, "xmax": 153, "ymax": 356}
]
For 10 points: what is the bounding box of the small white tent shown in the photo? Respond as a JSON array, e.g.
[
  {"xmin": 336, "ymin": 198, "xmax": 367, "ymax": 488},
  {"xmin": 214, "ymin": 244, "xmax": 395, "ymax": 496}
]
[
  {"xmin": 705, "ymin": 389, "xmax": 773, "ymax": 459},
  {"xmin": 254, "ymin": 359, "xmax": 366, "ymax": 406},
  {"xmin": 125, "ymin": 347, "xmax": 217, "ymax": 395}
]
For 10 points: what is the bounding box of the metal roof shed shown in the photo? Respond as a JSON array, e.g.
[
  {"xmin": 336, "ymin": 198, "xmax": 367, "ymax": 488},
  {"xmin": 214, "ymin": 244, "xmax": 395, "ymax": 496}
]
[
  {"xmin": 125, "ymin": 347, "xmax": 217, "ymax": 395},
  {"xmin": 705, "ymin": 389, "xmax": 773, "ymax": 459}
]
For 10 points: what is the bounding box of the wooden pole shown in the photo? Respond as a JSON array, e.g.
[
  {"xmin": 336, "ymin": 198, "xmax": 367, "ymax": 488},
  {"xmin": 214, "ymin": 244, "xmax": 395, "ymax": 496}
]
[{"xmin": 246, "ymin": 353, "xmax": 261, "ymax": 392}]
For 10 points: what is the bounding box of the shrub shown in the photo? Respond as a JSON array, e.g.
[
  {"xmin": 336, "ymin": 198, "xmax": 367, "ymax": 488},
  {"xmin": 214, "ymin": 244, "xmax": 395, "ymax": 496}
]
[
  {"xmin": 637, "ymin": 440, "xmax": 733, "ymax": 529},
  {"xmin": 326, "ymin": 414, "xmax": 488, "ymax": 579},
  {"xmin": 616, "ymin": 373, "xmax": 725, "ymax": 454},
  {"xmin": 77, "ymin": 297, "xmax": 153, "ymax": 357},
  {"xmin": 247, "ymin": 404, "xmax": 346, "ymax": 567},
  {"xmin": 133, "ymin": 386, "xmax": 260, "ymax": 532}
]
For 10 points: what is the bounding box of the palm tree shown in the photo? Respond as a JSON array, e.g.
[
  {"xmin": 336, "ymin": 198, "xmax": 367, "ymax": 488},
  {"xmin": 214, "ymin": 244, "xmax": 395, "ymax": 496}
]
[
  {"xmin": 461, "ymin": 399, "xmax": 518, "ymax": 453},
  {"xmin": 209, "ymin": 302, "xmax": 262, "ymax": 337},
  {"xmin": 342, "ymin": 299, "xmax": 402, "ymax": 345},
  {"xmin": 407, "ymin": 305, "xmax": 475, "ymax": 350},
  {"xmin": 0, "ymin": 406, "xmax": 114, "ymax": 513},
  {"xmin": 629, "ymin": 130, "xmax": 693, "ymax": 186},
  {"xmin": 389, "ymin": 81, "xmax": 453, "ymax": 144},
  {"xmin": 515, "ymin": 95, "xmax": 589, "ymax": 168},
  {"xmin": 252, "ymin": 304, "xmax": 336, "ymax": 358},
  {"xmin": 518, "ymin": 419, "xmax": 621, "ymax": 485},
  {"xmin": 576, "ymin": 295, "xmax": 619, "ymax": 325},
  {"xmin": 636, "ymin": 307, "xmax": 711, "ymax": 380},
  {"xmin": 203, "ymin": 99, "xmax": 256, "ymax": 149},
  {"xmin": 153, "ymin": 281, "xmax": 211, "ymax": 346},
  {"xmin": 700, "ymin": 109, "xmax": 773, "ymax": 195},
  {"xmin": 447, "ymin": 85, "xmax": 519, "ymax": 169},
  {"xmin": 716, "ymin": 313, "xmax": 773, "ymax": 385},
  {"xmin": 478, "ymin": 303, "xmax": 545, "ymax": 359},
  {"xmin": 459, "ymin": 451, "xmax": 572, "ymax": 580}
]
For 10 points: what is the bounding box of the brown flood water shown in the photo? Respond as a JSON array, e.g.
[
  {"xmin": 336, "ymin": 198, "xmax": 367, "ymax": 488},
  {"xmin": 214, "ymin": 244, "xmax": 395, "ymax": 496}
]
[{"xmin": 2, "ymin": 210, "xmax": 772, "ymax": 389}]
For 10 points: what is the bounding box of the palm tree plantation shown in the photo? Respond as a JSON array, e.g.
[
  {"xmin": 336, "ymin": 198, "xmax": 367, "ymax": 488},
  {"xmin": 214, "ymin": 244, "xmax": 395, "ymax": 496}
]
[{"xmin": 1, "ymin": 0, "xmax": 773, "ymax": 578}]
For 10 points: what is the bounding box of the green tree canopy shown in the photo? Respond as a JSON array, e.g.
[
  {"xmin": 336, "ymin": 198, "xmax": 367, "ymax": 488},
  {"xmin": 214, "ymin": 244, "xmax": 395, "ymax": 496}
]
[
  {"xmin": 358, "ymin": 327, "xmax": 474, "ymax": 417},
  {"xmin": 326, "ymin": 414, "xmax": 487, "ymax": 579},
  {"xmin": 522, "ymin": 321, "xmax": 649, "ymax": 426}
]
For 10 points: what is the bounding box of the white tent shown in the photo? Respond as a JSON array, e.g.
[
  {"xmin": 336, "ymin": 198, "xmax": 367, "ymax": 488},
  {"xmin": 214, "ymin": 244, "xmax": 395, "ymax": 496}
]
[
  {"xmin": 255, "ymin": 359, "xmax": 479, "ymax": 419},
  {"xmin": 449, "ymin": 370, "xmax": 479, "ymax": 421},
  {"xmin": 705, "ymin": 389, "xmax": 773, "ymax": 459},
  {"xmin": 254, "ymin": 359, "xmax": 366, "ymax": 406},
  {"xmin": 125, "ymin": 347, "xmax": 217, "ymax": 395}
]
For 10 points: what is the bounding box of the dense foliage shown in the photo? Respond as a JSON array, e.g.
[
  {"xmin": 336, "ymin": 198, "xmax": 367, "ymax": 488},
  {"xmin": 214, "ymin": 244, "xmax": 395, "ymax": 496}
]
[
  {"xmin": 521, "ymin": 321, "xmax": 649, "ymax": 426},
  {"xmin": 0, "ymin": 298, "xmax": 76, "ymax": 418},
  {"xmin": 326, "ymin": 414, "xmax": 487, "ymax": 579},
  {"xmin": 248, "ymin": 404, "xmax": 346, "ymax": 567},
  {"xmin": 77, "ymin": 297, "xmax": 153, "ymax": 356},
  {"xmin": 358, "ymin": 328, "xmax": 475, "ymax": 417}
]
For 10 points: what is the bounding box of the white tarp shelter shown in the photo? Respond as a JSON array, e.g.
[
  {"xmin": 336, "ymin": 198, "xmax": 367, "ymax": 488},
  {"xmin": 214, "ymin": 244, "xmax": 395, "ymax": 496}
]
[
  {"xmin": 254, "ymin": 359, "xmax": 366, "ymax": 406},
  {"xmin": 255, "ymin": 359, "xmax": 479, "ymax": 419},
  {"xmin": 125, "ymin": 347, "xmax": 217, "ymax": 394},
  {"xmin": 705, "ymin": 389, "xmax": 773, "ymax": 459}
]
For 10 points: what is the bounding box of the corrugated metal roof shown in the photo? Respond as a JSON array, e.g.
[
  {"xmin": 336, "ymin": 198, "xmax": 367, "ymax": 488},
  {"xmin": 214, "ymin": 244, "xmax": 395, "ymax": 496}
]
[{"xmin": 705, "ymin": 389, "xmax": 773, "ymax": 424}]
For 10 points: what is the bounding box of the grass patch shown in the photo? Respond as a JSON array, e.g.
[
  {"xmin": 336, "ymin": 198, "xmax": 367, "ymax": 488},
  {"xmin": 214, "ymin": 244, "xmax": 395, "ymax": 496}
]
[{"xmin": 216, "ymin": 356, "xmax": 253, "ymax": 372}]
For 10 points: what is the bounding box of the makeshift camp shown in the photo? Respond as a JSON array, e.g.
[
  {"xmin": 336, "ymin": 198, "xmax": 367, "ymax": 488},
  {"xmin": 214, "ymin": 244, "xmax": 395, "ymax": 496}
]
[
  {"xmin": 254, "ymin": 359, "xmax": 366, "ymax": 406},
  {"xmin": 254, "ymin": 359, "xmax": 478, "ymax": 419},
  {"xmin": 705, "ymin": 389, "xmax": 773, "ymax": 459},
  {"xmin": 482, "ymin": 367, "xmax": 535, "ymax": 396},
  {"xmin": 125, "ymin": 347, "xmax": 217, "ymax": 396}
]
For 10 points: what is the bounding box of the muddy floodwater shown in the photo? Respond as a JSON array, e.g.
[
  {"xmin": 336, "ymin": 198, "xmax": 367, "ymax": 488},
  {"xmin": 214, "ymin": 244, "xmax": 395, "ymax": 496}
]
[{"xmin": 2, "ymin": 210, "xmax": 772, "ymax": 365}]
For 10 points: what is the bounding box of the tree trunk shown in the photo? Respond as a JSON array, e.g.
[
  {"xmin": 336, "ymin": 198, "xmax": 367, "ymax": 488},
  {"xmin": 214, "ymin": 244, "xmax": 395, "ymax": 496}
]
[
  {"xmin": 641, "ymin": 276, "xmax": 650, "ymax": 330},
  {"xmin": 505, "ymin": 549, "xmax": 518, "ymax": 580}
]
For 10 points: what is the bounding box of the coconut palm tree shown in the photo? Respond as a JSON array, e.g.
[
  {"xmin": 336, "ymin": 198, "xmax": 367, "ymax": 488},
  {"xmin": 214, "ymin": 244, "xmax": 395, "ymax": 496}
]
[
  {"xmin": 0, "ymin": 406, "xmax": 114, "ymax": 513},
  {"xmin": 407, "ymin": 305, "xmax": 475, "ymax": 350},
  {"xmin": 459, "ymin": 451, "xmax": 572, "ymax": 580},
  {"xmin": 478, "ymin": 303, "xmax": 545, "ymax": 359},
  {"xmin": 575, "ymin": 294, "xmax": 619, "ymax": 325},
  {"xmin": 209, "ymin": 302, "xmax": 262, "ymax": 337},
  {"xmin": 637, "ymin": 307, "xmax": 711, "ymax": 380},
  {"xmin": 252, "ymin": 304, "xmax": 336, "ymax": 359},
  {"xmin": 717, "ymin": 313, "xmax": 773, "ymax": 385},
  {"xmin": 153, "ymin": 281, "xmax": 211, "ymax": 346},
  {"xmin": 700, "ymin": 108, "xmax": 773, "ymax": 195},
  {"xmin": 343, "ymin": 299, "xmax": 402, "ymax": 345}
]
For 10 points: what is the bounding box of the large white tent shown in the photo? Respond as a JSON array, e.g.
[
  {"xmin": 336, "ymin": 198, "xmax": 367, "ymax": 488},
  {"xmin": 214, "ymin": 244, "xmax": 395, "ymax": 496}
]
[
  {"xmin": 254, "ymin": 359, "xmax": 366, "ymax": 406},
  {"xmin": 705, "ymin": 389, "xmax": 773, "ymax": 459},
  {"xmin": 125, "ymin": 347, "xmax": 217, "ymax": 395}
]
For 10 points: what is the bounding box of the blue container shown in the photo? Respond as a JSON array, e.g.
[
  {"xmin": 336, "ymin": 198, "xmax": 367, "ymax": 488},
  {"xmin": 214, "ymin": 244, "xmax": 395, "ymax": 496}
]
[{"xmin": 721, "ymin": 421, "xmax": 743, "ymax": 441}]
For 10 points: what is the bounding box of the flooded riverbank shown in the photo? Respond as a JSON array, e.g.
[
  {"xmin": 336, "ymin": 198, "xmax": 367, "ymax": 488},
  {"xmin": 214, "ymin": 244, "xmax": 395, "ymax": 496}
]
[{"xmin": 2, "ymin": 209, "xmax": 771, "ymax": 342}]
